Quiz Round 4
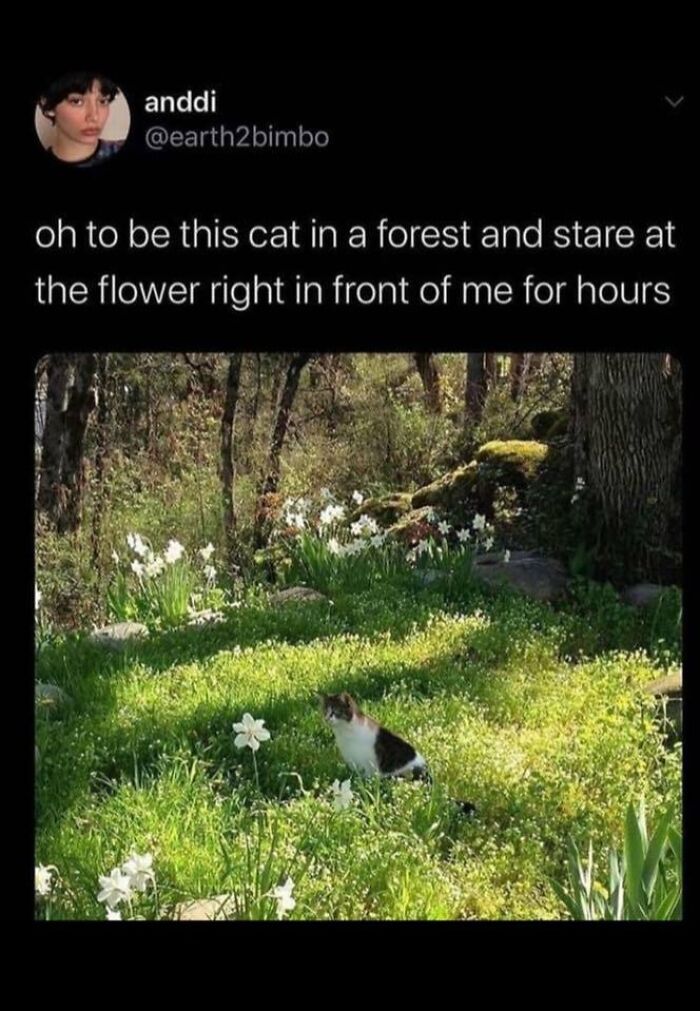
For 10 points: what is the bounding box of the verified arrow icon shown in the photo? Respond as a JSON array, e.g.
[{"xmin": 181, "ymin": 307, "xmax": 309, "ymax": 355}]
[{"xmin": 664, "ymin": 95, "xmax": 685, "ymax": 108}]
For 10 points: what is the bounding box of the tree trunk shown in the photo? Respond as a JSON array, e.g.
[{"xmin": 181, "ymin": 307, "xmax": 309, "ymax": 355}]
[
  {"xmin": 220, "ymin": 351, "xmax": 243, "ymax": 570},
  {"xmin": 91, "ymin": 354, "xmax": 110, "ymax": 570},
  {"xmin": 37, "ymin": 354, "xmax": 72, "ymax": 519},
  {"xmin": 413, "ymin": 352, "xmax": 442, "ymax": 413},
  {"xmin": 57, "ymin": 353, "xmax": 97, "ymax": 533},
  {"xmin": 571, "ymin": 353, "xmax": 681, "ymax": 582},
  {"xmin": 254, "ymin": 353, "xmax": 312, "ymax": 549},
  {"xmin": 465, "ymin": 352, "xmax": 487, "ymax": 424},
  {"xmin": 510, "ymin": 352, "xmax": 546, "ymax": 400}
]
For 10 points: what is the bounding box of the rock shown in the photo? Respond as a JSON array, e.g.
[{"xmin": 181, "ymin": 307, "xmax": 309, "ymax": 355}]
[
  {"xmin": 385, "ymin": 507, "xmax": 436, "ymax": 546},
  {"xmin": 411, "ymin": 464, "xmax": 478, "ymax": 512},
  {"xmin": 90, "ymin": 622, "xmax": 149, "ymax": 650},
  {"xmin": 269, "ymin": 586, "xmax": 329, "ymax": 607},
  {"xmin": 172, "ymin": 894, "xmax": 237, "ymax": 921},
  {"xmin": 620, "ymin": 584, "xmax": 668, "ymax": 609},
  {"xmin": 643, "ymin": 669, "xmax": 682, "ymax": 743},
  {"xmin": 411, "ymin": 440, "xmax": 548, "ymax": 521},
  {"xmin": 35, "ymin": 682, "xmax": 73, "ymax": 719},
  {"xmin": 472, "ymin": 551, "xmax": 568, "ymax": 602},
  {"xmin": 349, "ymin": 493, "xmax": 413, "ymax": 527}
]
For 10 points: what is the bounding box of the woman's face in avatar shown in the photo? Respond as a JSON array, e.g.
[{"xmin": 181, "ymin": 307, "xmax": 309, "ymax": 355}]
[{"xmin": 50, "ymin": 81, "xmax": 111, "ymax": 144}]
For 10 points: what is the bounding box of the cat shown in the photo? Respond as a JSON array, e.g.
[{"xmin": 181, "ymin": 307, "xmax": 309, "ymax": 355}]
[{"xmin": 319, "ymin": 691, "xmax": 476, "ymax": 815}]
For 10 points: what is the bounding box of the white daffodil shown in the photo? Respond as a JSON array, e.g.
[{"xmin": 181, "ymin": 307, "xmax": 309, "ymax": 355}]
[
  {"xmin": 370, "ymin": 533, "xmax": 385, "ymax": 549},
  {"xmin": 352, "ymin": 490, "xmax": 364, "ymax": 505},
  {"xmin": 164, "ymin": 539, "xmax": 185, "ymax": 565},
  {"xmin": 131, "ymin": 559, "xmax": 145, "ymax": 578},
  {"xmin": 484, "ymin": 537, "xmax": 495, "ymax": 552},
  {"xmin": 457, "ymin": 528, "xmax": 472, "ymax": 543},
  {"xmin": 472, "ymin": 514, "xmax": 486, "ymax": 532},
  {"xmin": 127, "ymin": 533, "xmax": 149, "ymax": 558},
  {"xmin": 416, "ymin": 539, "xmax": 430, "ymax": 556},
  {"xmin": 199, "ymin": 542, "xmax": 215, "ymax": 562},
  {"xmin": 504, "ymin": 549, "xmax": 511, "ymax": 563},
  {"xmin": 320, "ymin": 487, "xmax": 333, "ymax": 501},
  {"xmin": 121, "ymin": 852, "xmax": 155, "ymax": 893},
  {"xmin": 105, "ymin": 908, "xmax": 122, "ymax": 920},
  {"xmin": 111, "ymin": 549, "xmax": 120, "ymax": 564},
  {"xmin": 145, "ymin": 556, "xmax": 166, "ymax": 578},
  {"xmin": 327, "ymin": 538, "xmax": 342, "ymax": 556},
  {"xmin": 203, "ymin": 564, "xmax": 217, "ymax": 585},
  {"xmin": 35, "ymin": 585, "xmax": 42, "ymax": 610},
  {"xmin": 35, "ymin": 864, "xmax": 56, "ymax": 897},
  {"xmin": 332, "ymin": 779, "xmax": 353, "ymax": 811},
  {"xmin": 438, "ymin": 521, "xmax": 451, "ymax": 536},
  {"xmin": 271, "ymin": 876, "xmax": 296, "ymax": 919},
  {"xmin": 319, "ymin": 504, "xmax": 345, "ymax": 526},
  {"xmin": 233, "ymin": 713, "xmax": 271, "ymax": 751},
  {"xmin": 97, "ymin": 867, "xmax": 133, "ymax": 909}
]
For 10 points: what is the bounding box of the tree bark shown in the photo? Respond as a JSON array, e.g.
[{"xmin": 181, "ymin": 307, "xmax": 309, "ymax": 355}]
[
  {"xmin": 571, "ymin": 353, "xmax": 681, "ymax": 582},
  {"xmin": 220, "ymin": 351, "xmax": 243, "ymax": 569},
  {"xmin": 91, "ymin": 354, "xmax": 110, "ymax": 569},
  {"xmin": 465, "ymin": 352, "xmax": 487, "ymax": 424},
  {"xmin": 254, "ymin": 352, "xmax": 312, "ymax": 549},
  {"xmin": 413, "ymin": 352, "xmax": 442, "ymax": 413},
  {"xmin": 57, "ymin": 353, "xmax": 97, "ymax": 533},
  {"xmin": 37, "ymin": 354, "xmax": 72, "ymax": 519}
]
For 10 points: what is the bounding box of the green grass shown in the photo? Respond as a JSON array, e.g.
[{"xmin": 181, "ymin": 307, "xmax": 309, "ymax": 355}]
[{"xmin": 35, "ymin": 580, "xmax": 681, "ymax": 920}]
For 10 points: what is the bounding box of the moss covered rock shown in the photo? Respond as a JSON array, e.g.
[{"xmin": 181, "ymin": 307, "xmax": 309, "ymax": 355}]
[
  {"xmin": 475, "ymin": 440, "xmax": 549, "ymax": 484},
  {"xmin": 350, "ymin": 493, "xmax": 413, "ymax": 527},
  {"xmin": 411, "ymin": 462, "xmax": 478, "ymax": 511},
  {"xmin": 386, "ymin": 507, "xmax": 436, "ymax": 546}
]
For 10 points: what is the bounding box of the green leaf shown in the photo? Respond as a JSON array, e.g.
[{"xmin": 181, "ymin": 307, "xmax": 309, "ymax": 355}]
[
  {"xmin": 624, "ymin": 801, "xmax": 645, "ymax": 918},
  {"xmin": 642, "ymin": 807, "xmax": 674, "ymax": 902},
  {"xmin": 550, "ymin": 877, "xmax": 583, "ymax": 920}
]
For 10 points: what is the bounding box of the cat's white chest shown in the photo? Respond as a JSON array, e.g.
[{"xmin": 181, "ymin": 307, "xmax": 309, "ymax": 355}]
[{"xmin": 332, "ymin": 719, "xmax": 378, "ymax": 777}]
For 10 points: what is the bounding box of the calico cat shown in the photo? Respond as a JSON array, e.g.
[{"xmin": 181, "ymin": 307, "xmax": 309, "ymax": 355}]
[{"xmin": 319, "ymin": 691, "xmax": 476, "ymax": 815}]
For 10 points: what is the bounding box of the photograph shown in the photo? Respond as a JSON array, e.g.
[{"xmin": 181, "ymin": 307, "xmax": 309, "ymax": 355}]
[
  {"xmin": 35, "ymin": 70, "xmax": 130, "ymax": 167},
  {"xmin": 34, "ymin": 351, "xmax": 682, "ymax": 921}
]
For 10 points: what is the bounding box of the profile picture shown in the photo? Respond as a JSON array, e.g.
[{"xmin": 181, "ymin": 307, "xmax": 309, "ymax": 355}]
[{"xmin": 35, "ymin": 71, "xmax": 130, "ymax": 167}]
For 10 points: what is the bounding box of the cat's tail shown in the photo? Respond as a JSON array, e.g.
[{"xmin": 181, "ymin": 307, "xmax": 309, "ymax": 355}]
[{"xmin": 412, "ymin": 766, "xmax": 477, "ymax": 818}]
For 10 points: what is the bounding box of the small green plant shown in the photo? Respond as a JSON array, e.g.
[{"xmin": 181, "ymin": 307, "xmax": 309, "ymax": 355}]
[{"xmin": 551, "ymin": 799, "xmax": 682, "ymax": 920}]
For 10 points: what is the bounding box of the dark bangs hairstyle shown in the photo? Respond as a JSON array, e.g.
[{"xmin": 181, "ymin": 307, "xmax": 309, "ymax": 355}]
[{"xmin": 39, "ymin": 72, "xmax": 120, "ymax": 118}]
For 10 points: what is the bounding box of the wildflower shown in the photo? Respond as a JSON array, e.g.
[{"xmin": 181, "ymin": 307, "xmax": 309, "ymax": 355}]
[
  {"xmin": 199, "ymin": 543, "xmax": 215, "ymax": 562},
  {"xmin": 426, "ymin": 509, "xmax": 438, "ymax": 524},
  {"xmin": 457, "ymin": 528, "xmax": 471, "ymax": 543},
  {"xmin": 320, "ymin": 487, "xmax": 333, "ymax": 501},
  {"xmin": 472, "ymin": 514, "xmax": 486, "ymax": 532},
  {"xmin": 575, "ymin": 476, "xmax": 586, "ymax": 490},
  {"xmin": 97, "ymin": 867, "xmax": 133, "ymax": 909},
  {"xmin": 127, "ymin": 533, "xmax": 149, "ymax": 558},
  {"xmin": 327, "ymin": 538, "xmax": 342, "ymax": 555},
  {"xmin": 233, "ymin": 713, "xmax": 271, "ymax": 751},
  {"xmin": 285, "ymin": 512, "xmax": 306, "ymax": 530},
  {"xmin": 319, "ymin": 504, "xmax": 345, "ymax": 526},
  {"xmin": 35, "ymin": 864, "xmax": 56, "ymax": 897},
  {"xmin": 164, "ymin": 539, "xmax": 185, "ymax": 564},
  {"xmin": 370, "ymin": 533, "xmax": 386, "ymax": 549},
  {"xmin": 352, "ymin": 490, "xmax": 364, "ymax": 505},
  {"xmin": 131, "ymin": 559, "xmax": 145, "ymax": 578},
  {"xmin": 484, "ymin": 537, "xmax": 495, "ymax": 552},
  {"xmin": 332, "ymin": 779, "xmax": 353, "ymax": 811},
  {"xmin": 111, "ymin": 549, "xmax": 119, "ymax": 564},
  {"xmin": 145, "ymin": 556, "xmax": 166, "ymax": 578},
  {"xmin": 416, "ymin": 539, "xmax": 430, "ymax": 556},
  {"xmin": 504, "ymin": 549, "xmax": 511, "ymax": 563},
  {"xmin": 271, "ymin": 876, "xmax": 296, "ymax": 919},
  {"xmin": 438, "ymin": 521, "xmax": 451, "ymax": 536},
  {"xmin": 105, "ymin": 909, "xmax": 122, "ymax": 921},
  {"xmin": 35, "ymin": 585, "xmax": 42, "ymax": 610},
  {"xmin": 203, "ymin": 564, "xmax": 217, "ymax": 585},
  {"xmin": 350, "ymin": 514, "xmax": 379, "ymax": 537},
  {"xmin": 122, "ymin": 852, "xmax": 155, "ymax": 893}
]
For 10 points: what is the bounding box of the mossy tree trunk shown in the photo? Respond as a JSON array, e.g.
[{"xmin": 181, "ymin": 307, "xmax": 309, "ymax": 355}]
[{"xmin": 571, "ymin": 352, "xmax": 681, "ymax": 582}]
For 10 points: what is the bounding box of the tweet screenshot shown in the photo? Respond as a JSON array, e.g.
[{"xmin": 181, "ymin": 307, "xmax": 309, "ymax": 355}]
[{"xmin": 23, "ymin": 62, "xmax": 689, "ymax": 925}]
